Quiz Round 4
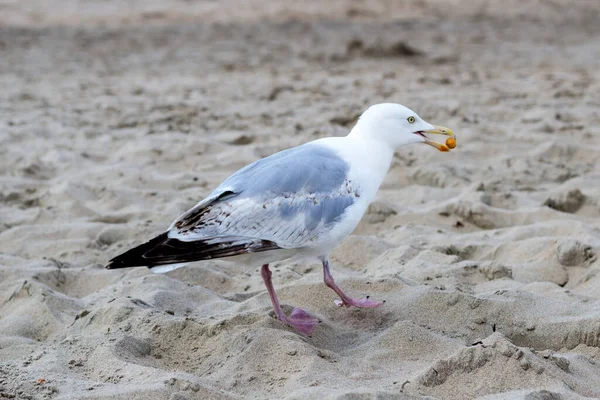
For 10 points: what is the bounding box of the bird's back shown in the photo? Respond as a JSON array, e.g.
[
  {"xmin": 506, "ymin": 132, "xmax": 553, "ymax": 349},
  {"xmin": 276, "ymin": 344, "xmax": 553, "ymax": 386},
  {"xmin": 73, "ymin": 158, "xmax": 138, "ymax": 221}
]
[{"xmin": 107, "ymin": 139, "xmax": 363, "ymax": 269}]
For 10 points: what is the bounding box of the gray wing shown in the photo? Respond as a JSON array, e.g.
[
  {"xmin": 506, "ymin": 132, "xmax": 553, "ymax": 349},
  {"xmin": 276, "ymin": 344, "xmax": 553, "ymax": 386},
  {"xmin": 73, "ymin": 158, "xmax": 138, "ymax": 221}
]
[{"xmin": 168, "ymin": 143, "xmax": 361, "ymax": 248}]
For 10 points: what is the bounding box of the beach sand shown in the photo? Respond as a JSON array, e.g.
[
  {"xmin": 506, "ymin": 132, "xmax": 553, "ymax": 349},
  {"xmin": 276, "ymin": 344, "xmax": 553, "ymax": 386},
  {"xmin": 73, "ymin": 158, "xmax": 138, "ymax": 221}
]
[{"xmin": 1, "ymin": 0, "xmax": 600, "ymax": 398}]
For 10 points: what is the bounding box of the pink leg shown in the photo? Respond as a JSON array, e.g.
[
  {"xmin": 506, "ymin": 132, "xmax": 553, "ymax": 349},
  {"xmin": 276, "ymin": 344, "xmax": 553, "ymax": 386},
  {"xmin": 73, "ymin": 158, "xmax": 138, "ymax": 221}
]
[
  {"xmin": 261, "ymin": 264, "xmax": 319, "ymax": 335},
  {"xmin": 322, "ymin": 258, "xmax": 383, "ymax": 308}
]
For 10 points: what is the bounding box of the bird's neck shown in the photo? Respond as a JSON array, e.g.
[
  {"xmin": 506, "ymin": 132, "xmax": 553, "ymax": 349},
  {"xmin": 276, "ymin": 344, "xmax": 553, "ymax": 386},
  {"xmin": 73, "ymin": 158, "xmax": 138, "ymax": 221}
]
[
  {"xmin": 343, "ymin": 131, "xmax": 395, "ymax": 198},
  {"xmin": 347, "ymin": 126, "xmax": 395, "ymax": 166}
]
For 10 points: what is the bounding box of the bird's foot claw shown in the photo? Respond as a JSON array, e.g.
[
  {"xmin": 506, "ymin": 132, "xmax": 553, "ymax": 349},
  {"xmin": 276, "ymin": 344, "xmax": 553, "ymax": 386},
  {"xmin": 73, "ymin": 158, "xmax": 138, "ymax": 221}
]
[
  {"xmin": 334, "ymin": 296, "xmax": 384, "ymax": 308},
  {"xmin": 282, "ymin": 307, "xmax": 319, "ymax": 336}
]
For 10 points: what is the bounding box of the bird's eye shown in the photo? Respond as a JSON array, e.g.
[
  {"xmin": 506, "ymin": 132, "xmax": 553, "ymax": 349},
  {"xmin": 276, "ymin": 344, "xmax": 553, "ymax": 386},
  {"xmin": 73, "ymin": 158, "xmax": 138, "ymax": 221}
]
[{"xmin": 407, "ymin": 116, "xmax": 416, "ymax": 124}]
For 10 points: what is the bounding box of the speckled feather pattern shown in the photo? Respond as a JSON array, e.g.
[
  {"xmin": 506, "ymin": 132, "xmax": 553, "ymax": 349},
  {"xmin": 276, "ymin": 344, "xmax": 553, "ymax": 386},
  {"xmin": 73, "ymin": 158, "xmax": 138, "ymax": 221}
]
[{"xmin": 170, "ymin": 143, "xmax": 361, "ymax": 248}]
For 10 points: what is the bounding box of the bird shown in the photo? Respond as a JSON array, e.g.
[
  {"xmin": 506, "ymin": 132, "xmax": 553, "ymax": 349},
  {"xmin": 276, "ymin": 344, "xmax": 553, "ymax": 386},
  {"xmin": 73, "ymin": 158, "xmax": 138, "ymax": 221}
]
[{"xmin": 106, "ymin": 103, "xmax": 456, "ymax": 335}]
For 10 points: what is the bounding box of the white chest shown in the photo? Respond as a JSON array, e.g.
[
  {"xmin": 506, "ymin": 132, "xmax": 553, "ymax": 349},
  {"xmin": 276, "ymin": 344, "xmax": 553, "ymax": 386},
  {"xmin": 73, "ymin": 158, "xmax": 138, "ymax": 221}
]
[{"xmin": 310, "ymin": 137, "xmax": 394, "ymax": 249}]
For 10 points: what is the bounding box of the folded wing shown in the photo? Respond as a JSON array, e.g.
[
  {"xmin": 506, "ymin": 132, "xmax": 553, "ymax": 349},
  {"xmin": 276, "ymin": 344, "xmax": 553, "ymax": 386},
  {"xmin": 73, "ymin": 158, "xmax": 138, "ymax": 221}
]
[{"xmin": 106, "ymin": 143, "xmax": 360, "ymax": 269}]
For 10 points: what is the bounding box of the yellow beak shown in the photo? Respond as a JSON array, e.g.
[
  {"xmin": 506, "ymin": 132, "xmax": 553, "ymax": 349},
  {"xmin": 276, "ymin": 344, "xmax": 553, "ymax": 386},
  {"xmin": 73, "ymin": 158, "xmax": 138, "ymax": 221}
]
[{"xmin": 422, "ymin": 125, "xmax": 456, "ymax": 152}]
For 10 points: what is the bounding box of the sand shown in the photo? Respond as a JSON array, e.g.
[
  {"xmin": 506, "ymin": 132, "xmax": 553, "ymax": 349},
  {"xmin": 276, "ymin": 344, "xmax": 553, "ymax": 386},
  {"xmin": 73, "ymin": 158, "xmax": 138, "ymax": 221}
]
[{"xmin": 1, "ymin": 0, "xmax": 600, "ymax": 399}]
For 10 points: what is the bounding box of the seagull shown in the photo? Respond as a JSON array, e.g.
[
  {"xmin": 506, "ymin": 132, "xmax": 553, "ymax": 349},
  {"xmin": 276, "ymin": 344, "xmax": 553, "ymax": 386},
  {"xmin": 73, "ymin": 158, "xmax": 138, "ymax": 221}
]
[{"xmin": 106, "ymin": 103, "xmax": 455, "ymax": 335}]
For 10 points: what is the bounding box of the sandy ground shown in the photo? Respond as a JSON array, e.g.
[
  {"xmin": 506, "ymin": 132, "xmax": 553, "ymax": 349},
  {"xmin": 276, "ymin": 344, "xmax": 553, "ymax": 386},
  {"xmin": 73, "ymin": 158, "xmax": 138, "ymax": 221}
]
[{"xmin": 2, "ymin": 0, "xmax": 600, "ymax": 399}]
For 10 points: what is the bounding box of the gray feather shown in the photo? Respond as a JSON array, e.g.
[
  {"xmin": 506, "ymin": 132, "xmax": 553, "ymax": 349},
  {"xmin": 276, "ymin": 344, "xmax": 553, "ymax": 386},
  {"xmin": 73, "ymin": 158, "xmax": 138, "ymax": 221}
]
[{"xmin": 171, "ymin": 143, "xmax": 360, "ymax": 248}]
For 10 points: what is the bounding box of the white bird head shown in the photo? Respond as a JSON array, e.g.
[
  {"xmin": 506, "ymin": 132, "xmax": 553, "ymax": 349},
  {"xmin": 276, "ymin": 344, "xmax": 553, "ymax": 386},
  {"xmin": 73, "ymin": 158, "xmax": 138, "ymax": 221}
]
[{"xmin": 350, "ymin": 103, "xmax": 456, "ymax": 152}]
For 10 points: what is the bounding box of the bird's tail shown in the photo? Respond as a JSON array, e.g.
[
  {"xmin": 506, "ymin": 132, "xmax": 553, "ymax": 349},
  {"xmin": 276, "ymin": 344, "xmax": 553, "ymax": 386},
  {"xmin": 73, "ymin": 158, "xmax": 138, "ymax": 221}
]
[{"xmin": 105, "ymin": 232, "xmax": 280, "ymax": 269}]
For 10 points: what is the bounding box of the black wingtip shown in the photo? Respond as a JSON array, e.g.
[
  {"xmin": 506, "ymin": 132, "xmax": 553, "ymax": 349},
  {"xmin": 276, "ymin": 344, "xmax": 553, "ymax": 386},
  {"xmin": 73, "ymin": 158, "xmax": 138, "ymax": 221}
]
[
  {"xmin": 105, "ymin": 232, "xmax": 170, "ymax": 270},
  {"xmin": 105, "ymin": 259, "xmax": 126, "ymax": 270},
  {"xmin": 105, "ymin": 231, "xmax": 281, "ymax": 270}
]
